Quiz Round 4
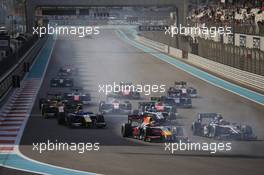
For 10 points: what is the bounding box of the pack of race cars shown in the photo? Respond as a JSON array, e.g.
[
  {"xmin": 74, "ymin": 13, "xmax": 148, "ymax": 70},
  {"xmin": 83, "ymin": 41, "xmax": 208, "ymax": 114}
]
[
  {"xmin": 41, "ymin": 69, "xmax": 258, "ymax": 141},
  {"xmin": 40, "ymin": 65, "xmax": 106, "ymax": 129},
  {"xmin": 119, "ymin": 81, "xmax": 257, "ymax": 142}
]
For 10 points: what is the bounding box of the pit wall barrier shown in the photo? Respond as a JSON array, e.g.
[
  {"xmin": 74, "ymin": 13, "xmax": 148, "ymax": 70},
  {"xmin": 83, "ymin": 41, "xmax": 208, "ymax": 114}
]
[{"xmin": 0, "ymin": 36, "xmax": 47, "ymax": 104}]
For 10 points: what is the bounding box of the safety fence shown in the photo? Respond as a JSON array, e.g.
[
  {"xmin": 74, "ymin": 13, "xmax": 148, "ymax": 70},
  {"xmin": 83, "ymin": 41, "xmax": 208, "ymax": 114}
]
[
  {"xmin": 0, "ymin": 36, "xmax": 47, "ymax": 102},
  {"xmin": 140, "ymin": 31, "xmax": 264, "ymax": 76},
  {"xmin": 135, "ymin": 35, "xmax": 264, "ymax": 92},
  {"xmin": 0, "ymin": 37, "xmax": 38, "ymax": 77},
  {"xmin": 198, "ymin": 38, "xmax": 264, "ymax": 76}
]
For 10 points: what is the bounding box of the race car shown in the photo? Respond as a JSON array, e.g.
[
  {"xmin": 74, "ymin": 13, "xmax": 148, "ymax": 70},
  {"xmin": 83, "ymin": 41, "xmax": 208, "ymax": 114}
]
[
  {"xmin": 57, "ymin": 65, "xmax": 78, "ymax": 77},
  {"xmin": 58, "ymin": 110, "xmax": 106, "ymax": 129},
  {"xmin": 99, "ymin": 98, "xmax": 132, "ymax": 114},
  {"xmin": 134, "ymin": 101, "xmax": 178, "ymax": 120},
  {"xmin": 39, "ymin": 93, "xmax": 82, "ymax": 119},
  {"xmin": 121, "ymin": 114, "xmax": 188, "ymax": 142},
  {"xmin": 39, "ymin": 93, "xmax": 63, "ymax": 109},
  {"xmin": 191, "ymin": 113, "xmax": 257, "ymax": 141},
  {"xmin": 50, "ymin": 77, "xmax": 74, "ymax": 88},
  {"xmin": 40, "ymin": 98, "xmax": 61, "ymax": 118},
  {"xmin": 107, "ymin": 82, "xmax": 141, "ymax": 99},
  {"xmin": 167, "ymin": 81, "xmax": 198, "ymax": 98},
  {"xmin": 63, "ymin": 88, "xmax": 91, "ymax": 105},
  {"xmin": 151, "ymin": 96, "xmax": 192, "ymax": 108}
]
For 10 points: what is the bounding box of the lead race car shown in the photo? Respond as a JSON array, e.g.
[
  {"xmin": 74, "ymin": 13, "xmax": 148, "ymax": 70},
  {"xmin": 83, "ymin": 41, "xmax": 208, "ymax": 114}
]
[
  {"xmin": 121, "ymin": 114, "xmax": 188, "ymax": 142},
  {"xmin": 191, "ymin": 113, "xmax": 257, "ymax": 141},
  {"xmin": 99, "ymin": 97, "xmax": 132, "ymax": 114}
]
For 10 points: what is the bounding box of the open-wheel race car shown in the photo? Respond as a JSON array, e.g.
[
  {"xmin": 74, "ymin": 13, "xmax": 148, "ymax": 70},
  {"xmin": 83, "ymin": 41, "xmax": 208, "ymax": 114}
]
[
  {"xmin": 39, "ymin": 92, "xmax": 83, "ymax": 119},
  {"xmin": 50, "ymin": 77, "xmax": 74, "ymax": 88},
  {"xmin": 167, "ymin": 81, "xmax": 198, "ymax": 98},
  {"xmin": 57, "ymin": 64, "xmax": 78, "ymax": 77},
  {"xmin": 99, "ymin": 98, "xmax": 132, "ymax": 114},
  {"xmin": 133, "ymin": 101, "xmax": 178, "ymax": 120},
  {"xmin": 121, "ymin": 114, "xmax": 188, "ymax": 142},
  {"xmin": 191, "ymin": 113, "xmax": 257, "ymax": 141},
  {"xmin": 151, "ymin": 96, "xmax": 192, "ymax": 108},
  {"xmin": 63, "ymin": 87, "xmax": 91, "ymax": 105},
  {"xmin": 58, "ymin": 110, "xmax": 106, "ymax": 129},
  {"xmin": 39, "ymin": 93, "xmax": 65, "ymax": 118}
]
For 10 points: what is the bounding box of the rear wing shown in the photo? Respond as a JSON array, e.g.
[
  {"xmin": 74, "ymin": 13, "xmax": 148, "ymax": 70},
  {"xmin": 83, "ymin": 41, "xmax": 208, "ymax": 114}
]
[
  {"xmin": 150, "ymin": 97, "xmax": 161, "ymax": 102},
  {"xmin": 71, "ymin": 87, "xmax": 83, "ymax": 91},
  {"xmin": 54, "ymin": 76, "xmax": 73, "ymax": 81},
  {"xmin": 119, "ymin": 82, "xmax": 133, "ymax": 86},
  {"xmin": 174, "ymin": 81, "xmax": 187, "ymax": 86},
  {"xmin": 128, "ymin": 114, "xmax": 144, "ymax": 122},
  {"xmin": 47, "ymin": 92, "xmax": 62, "ymax": 97},
  {"xmin": 138, "ymin": 101, "xmax": 155, "ymax": 107},
  {"xmin": 198, "ymin": 113, "xmax": 221, "ymax": 119}
]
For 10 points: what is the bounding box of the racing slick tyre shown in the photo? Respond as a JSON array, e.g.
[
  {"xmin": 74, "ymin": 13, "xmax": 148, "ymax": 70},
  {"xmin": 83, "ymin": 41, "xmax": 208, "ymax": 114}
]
[
  {"xmin": 143, "ymin": 127, "xmax": 151, "ymax": 142},
  {"xmin": 132, "ymin": 110, "xmax": 139, "ymax": 115},
  {"xmin": 65, "ymin": 117, "xmax": 73, "ymax": 128},
  {"xmin": 126, "ymin": 103, "xmax": 132, "ymax": 110},
  {"xmin": 191, "ymin": 122, "xmax": 201, "ymax": 136},
  {"xmin": 121, "ymin": 123, "xmax": 132, "ymax": 137},
  {"xmin": 209, "ymin": 125, "xmax": 218, "ymax": 138},
  {"xmin": 132, "ymin": 92, "xmax": 140, "ymax": 99},
  {"xmin": 203, "ymin": 126, "xmax": 210, "ymax": 137},
  {"xmin": 41, "ymin": 107, "xmax": 48, "ymax": 119},
  {"xmin": 95, "ymin": 115, "xmax": 106, "ymax": 128},
  {"xmin": 39, "ymin": 98, "xmax": 46, "ymax": 110},
  {"xmin": 99, "ymin": 101, "xmax": 105, "ymax": 113},
  {"xmin": 43, "ymin": 112, "xmax": 48, "ymax": 119},
  {"xmin": 57, "ymin": 113, "xmax": 65, "ymax": 125},
  {"xmin": 67, "ymin": 121, "xmax": 73, "ymax": 129}
]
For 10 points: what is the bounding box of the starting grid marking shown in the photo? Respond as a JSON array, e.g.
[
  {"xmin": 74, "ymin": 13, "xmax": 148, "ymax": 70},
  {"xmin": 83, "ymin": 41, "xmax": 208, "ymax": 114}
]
[{"xmin": 0, "ymin": 79, "xmax": 40, "ymax": 153}]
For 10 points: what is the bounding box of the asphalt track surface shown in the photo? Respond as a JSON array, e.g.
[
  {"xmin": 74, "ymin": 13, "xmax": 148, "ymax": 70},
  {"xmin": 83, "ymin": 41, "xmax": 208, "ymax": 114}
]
[{"xmin": 14, "ymin": 29, "xmax": 264, "ymax": 175}]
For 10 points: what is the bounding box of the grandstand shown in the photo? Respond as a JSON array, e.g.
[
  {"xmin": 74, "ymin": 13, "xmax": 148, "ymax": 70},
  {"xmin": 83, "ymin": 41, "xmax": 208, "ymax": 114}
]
[
  {"xmin": 187, "ymin": 0, "xmax": 264, "ymax": 36},
  {"xmin": 140, "ymin": 0, "xmax": 264, "ymax": 75}
]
